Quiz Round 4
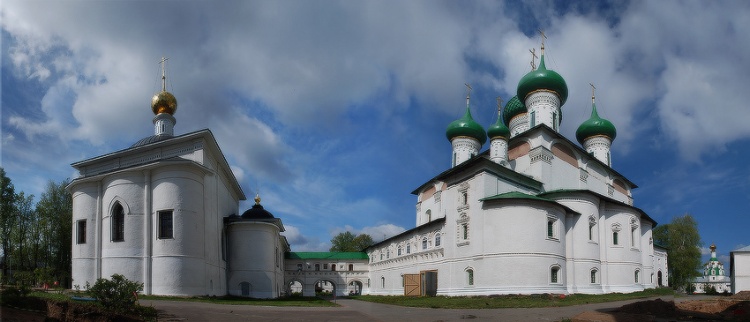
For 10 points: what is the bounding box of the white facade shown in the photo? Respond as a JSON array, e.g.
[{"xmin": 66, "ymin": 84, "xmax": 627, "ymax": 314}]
[
  {"xmin": 69, "ymin": 130, "xmax": 245, "ymax": 296},
  {"xmin": 367, "ymin": 126, "xmax": 665, "ymax": 295},
  {"xmin": 731, "ymin": 245, "xmax": 750, "ymax": 294}
]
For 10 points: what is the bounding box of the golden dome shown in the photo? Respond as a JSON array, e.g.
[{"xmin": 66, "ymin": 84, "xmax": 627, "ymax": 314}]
[{"xmin": 151, "ymin": 90, "xmax": 177, "ymax": 115}]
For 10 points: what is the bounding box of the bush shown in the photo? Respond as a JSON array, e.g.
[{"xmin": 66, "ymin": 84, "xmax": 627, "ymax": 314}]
[{"xmin": 88, "ymin": 274, "xmax": 143, "ymax": 312}]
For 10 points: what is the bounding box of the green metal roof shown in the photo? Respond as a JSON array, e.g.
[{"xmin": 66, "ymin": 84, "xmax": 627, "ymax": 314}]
[
  {"xmin": 480, "ymin": 191, "xmax": 554, "ymax": 202},
  {"xmin": 446, "ymin": 107, "xmax": 487, "ymax": 145},
  {"xmin": 576, "ymin": 102, "xmax": 616, "ymax": 144},
  {"xmin": 487, "ymin": 112, "xmax": 511, "ymax": 139},
  {"xmin": 285, "ymin": 252, "xmax": 369, "ymax": 260},
  {"xmin": 517, "ymin": 55, "xmax": 568, "ymax": 105},
  {"xmin": 502, "ymin": 96, "xmax": 527, "ymax": 126}
]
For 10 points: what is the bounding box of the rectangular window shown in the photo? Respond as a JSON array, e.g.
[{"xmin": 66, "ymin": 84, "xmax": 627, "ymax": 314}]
[
  {"xmin": 158, "ymin": 211, "xmax": 173, "ymax": 239},
  {"xmin": 468, "ymin": 270, "xmax": 474, "ymax": 285},
  {"xmin": 613, "ymin": 231, "xmax": 619, "ymax": 245},
  {"xmin": 530, "ymin": 111, "xmax": 536, "ymax": 127},
  {"xmin": 323, "ymin": 263, "xmax": 328, "ymax": 269},
  {"xmin": 297, "ymin": 264, "xmax": 303, "ymax": 270},
  {"xmin": 551, "ymin": 268, "xmax": 559, "ymax": 283},
  {"xmin": 462, "ymin": 224, "xmax": 468, "ymax": 240},
  {"xmin": 77, "ymin": 220, "xmax": 86, "ymax": 244}
]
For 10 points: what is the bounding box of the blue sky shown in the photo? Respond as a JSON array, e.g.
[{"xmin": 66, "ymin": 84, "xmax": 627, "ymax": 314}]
[{"xmin": 2, "ymin": 1, "xmax": 749, "ymax": 265}]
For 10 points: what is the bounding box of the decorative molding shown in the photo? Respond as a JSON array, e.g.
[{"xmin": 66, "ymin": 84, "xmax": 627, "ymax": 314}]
[
  {"xmin": 580, "ymin": 169, "xmax": 589, "ymax": 182},
  {"xmin": 529, "ymin": 146, "xmax": 553, "ymax": 164}
]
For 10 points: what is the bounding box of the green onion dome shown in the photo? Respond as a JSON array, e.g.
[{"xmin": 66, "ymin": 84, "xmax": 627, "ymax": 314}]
[
  {"xmin": 487, "ymin": 114, "xmax": 510, "ymax": 139},
  {"xmin": 446, "ymin": 107, "xmax": 487, "ymax": 145},
  {"xmin": 502, "ymin": 96, "xmax": 526, "ymax": 126},
  {"xmin": 517, "ymin": 55, "xmax": 568, "ymax": 106},
  {"xmin": 575, "ymin": 103, "xmax": 617, "ymax": 144}
]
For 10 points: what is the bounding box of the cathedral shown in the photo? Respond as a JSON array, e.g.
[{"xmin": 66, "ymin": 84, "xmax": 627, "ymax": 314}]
[
  {"xmin": 69, "ymin": 42, "xmax": 668, "ymax": 297},
  {"xmin": 692, "ymin": 244, "xmax": 731, "ymax": 294}
]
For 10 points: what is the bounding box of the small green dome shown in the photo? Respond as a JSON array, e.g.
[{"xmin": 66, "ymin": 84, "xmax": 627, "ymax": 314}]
[
  {"xmin": 502, "ymin": 96, "xmax": 526, "ymax": 126},
  {"xmin": 487, "ymin": 114, "xmax": 510, "ymax": 139},
  {"xmin": 517, "ymin": 55, "xmax": 568, "ymax": 106},
  {"xmin": 446, "ymin": 107, "xmax": 487, "ymax": 145},
  {"xmin": 575, "ymin": 103, "xmax": 616, "ymax": 144}
]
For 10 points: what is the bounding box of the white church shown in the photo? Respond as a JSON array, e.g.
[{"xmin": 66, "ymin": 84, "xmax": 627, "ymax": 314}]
[{"xmin": 69, "ymin": 43, "xmax": 668, "ymax": 298}]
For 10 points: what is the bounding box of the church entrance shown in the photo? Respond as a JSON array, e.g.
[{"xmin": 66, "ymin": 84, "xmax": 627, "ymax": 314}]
[
  {"xmin": 403, "ymin": 270, "xmax": 438, "ymax": 296},
  {"xmin": 658, "ymin": 271, "xmax": 663, "ymax": 286},
  {"xmin": 403, "ymin": 274, "xmax": 420, "ymax": 296}
]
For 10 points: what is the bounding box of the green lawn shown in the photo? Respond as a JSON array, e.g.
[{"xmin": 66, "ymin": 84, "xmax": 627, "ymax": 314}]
[{"xmin": 350, "ymin": 287, "xmax": 674, "ymax": 309}]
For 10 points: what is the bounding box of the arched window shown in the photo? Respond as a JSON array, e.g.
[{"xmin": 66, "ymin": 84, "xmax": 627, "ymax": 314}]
[
  {"xmin": 462, "ymin": 224, "xmax": 469, "ymax": 240},
  {"xmin": 112, "ymin": 203, "xmax": 125, "ymax": 242},
  {"xmin": 435, "ymin": 234, "xmax": 441, "ymax": 247},
  {"xmin": 635, "ymin": 269, "xmax": 640, "ymax": 283},
  {"xmin": 591, "ymin": 269, "xmax": 598, "ymax": 284},
  {"xmin": 381, "ymin": 276, "xmax": 385, "ymax": 288},
  {"xmin": 422, "ymin": 238, "xmax": 428, "ymax": 250},
  {"xmin": 426, "ymin": 209, "xmax": 432, "ymax": 222},
  {"xmin": 315, "ymin": 264, "xmax": 320, "ymax": 271},
  {"xmin": 613, "ymin": 231, "xmax": 619, "ymax": 245},
  {"xmin": 397, "ymin": 246, "xmax": 402, "ymax": 256},
  {"xmin": 588, "ymin": 216, "xmax": 596, "ymax": 241},
  {"xmin": 348, "ymin": 264, "xmax": 353, "ymax": 271},
  {"xmin": 467, "ymin": 268, "xmax": 474, "ymax": 286},
  {"xmin": 407, "ymin": 244, "xmax": 411, "ymax": 254}
]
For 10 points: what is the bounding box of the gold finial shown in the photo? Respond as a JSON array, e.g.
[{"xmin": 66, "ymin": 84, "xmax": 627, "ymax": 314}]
[
  {"xmin": 538, "ymin": 29, "xmax": 547, "ymax": 54},
  {"xmin": 590, "ymin": 83, "xmax": 596, "ymax": 103},
  {"xmin": 151, "ymin": 56, "xmax": 177, "ymax": 115},
  {"xmin": 465, "ymin": 83, "xmax": 472, "ymax": 107},
  {"xmin": 529, "ymin": 48, "xmax": 538, "ymax": 71},
  {"xmin": 254, "ymin": 193, "xmax": 261, "ymax": 205}
]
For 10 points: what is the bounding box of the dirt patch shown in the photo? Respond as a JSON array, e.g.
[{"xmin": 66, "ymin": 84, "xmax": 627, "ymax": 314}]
[
  {"xmin": 731, "ymin": 291, "xmax": 750, "ymax": 300},
  {"xmin": 573, "ymin": 298, "xmax": 750, "ymax": 321}
]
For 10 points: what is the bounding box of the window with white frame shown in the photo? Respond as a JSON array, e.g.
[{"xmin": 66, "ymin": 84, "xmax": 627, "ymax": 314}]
[
  {"xmin": 635, "ymin": 269, "xmax": 640, "ymax": 283},
  {"xmin": 467, "ymin": 268, "xmax": 474, "ymax": 286},
  {"xmin": 422, "ymin": 237, "xmax": 428, "ymax": 250},
  {"xmin": 550, "ymin": 266, "xmax": 560, "ymax": 284},
  {"xmin": 612, "ymin": 223, "xmax": 622, "ymax": 246},
  {"xmin": 588, "ymin": 216, "xmax": 596, "ymax": 241},
  {"xmin": 546, "ymin": 216, "xmax": 558, "ymax": 240},
  {"xmin": 435, "ymin": 233, "xmax": 441, "ymax": 247}
]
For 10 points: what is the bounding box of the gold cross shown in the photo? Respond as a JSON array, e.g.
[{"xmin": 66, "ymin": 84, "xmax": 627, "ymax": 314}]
[
  {"xmin": 496, "ymin": 97, "xmax": 503, "ymax": 114},
  {"xmin": 465, "ymin": 83, "xmax": 472, "ymax": 98},
  {"xmin": 159, "ymin": 57, "xmax": 169, "ymax": 91},
  {"xmin": 529, "ymin": 48, "xmax": 538, "ymax": 70},
  {"xmin": 538, "ymin": 29, "xmax": 547, "ymax": 52},
  {"xmin": 590, "ymin": 83, "xmax": 596, "ymax": 102}
]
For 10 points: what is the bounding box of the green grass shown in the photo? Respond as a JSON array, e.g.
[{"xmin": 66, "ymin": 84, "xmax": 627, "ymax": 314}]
[
  {"xmin": 139, "ymin": 294, "xmax": 340, "ymax": 307},
  {"xmin": 351, "ymin": 287, "xmax": 674, "ymax": 309}
]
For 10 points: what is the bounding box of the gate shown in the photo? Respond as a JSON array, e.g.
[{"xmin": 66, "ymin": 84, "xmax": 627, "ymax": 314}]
[{"xmin": 403, "ymin": 274, "xmax": 421, "ymax": 296}]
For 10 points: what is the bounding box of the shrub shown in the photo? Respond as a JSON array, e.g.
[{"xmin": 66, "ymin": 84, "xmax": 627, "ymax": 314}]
[{"xmin": 88, "ymin": 274, "xmax": 143, "ymax": 312}]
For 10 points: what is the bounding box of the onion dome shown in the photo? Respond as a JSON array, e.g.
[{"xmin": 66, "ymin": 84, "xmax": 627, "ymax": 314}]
[
  {"xmin": 517, "ymin": 54, "xmax": 568, "ymax": 105},
  {"xmin": 151, "ymin": 90, "xmax": 177, "ymax": 115},
  {"xmin": 501, "ymin": 96, "xmax": 526, "ymax": 126},
  {"xmin": 575, "ymin": 102, "xmax": 616, "ymax": 144},
  {"xmin": 487, "ymin": 114, "xmax": 510, "ymax": 139},
  {"xmin": 446, "ymin": 107, "xmax": 487, "ymax": 145},
  {"xmin": 240, "ymin": 194, "xmax": 275, "ymax": 219}
]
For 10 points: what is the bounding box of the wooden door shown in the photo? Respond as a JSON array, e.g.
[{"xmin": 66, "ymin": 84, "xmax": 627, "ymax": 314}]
[{"xmin": 403, "ymin": 274, "xmax": 421, "ymax": 296}]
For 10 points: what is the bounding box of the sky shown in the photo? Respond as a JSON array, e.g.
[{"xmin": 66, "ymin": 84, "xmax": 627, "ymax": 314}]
[{"xmin": 1, "ymin": 1, "xmax": 749, "ymax": 266}]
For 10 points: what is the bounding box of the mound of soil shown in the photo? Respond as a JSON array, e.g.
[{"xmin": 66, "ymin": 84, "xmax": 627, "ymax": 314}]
[{"xmin": 574, "ymin": 297, "xmax": 750, "ymax": 321}]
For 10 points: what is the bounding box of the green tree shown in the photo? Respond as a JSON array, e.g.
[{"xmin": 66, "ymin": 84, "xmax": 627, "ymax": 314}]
[
  {"xmin": 653, "ymin": 214, "xmax": 702, "ymax": 292},
  {"xmin": 0, "ymin": 168, "xmax": 16, "ymax": 281},
  {"xmin": 330, "ymin": 231, "xmax": 374, "ymax": 252},
  {"xmin": 35, "ymin": 179, "xmax": 72, "ymax": 287}
]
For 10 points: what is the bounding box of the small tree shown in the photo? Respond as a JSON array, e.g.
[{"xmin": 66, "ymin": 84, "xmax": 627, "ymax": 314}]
[
  {"xmin": 330, "ymin": 232, "xmax": 374, "ymax": 252},
  {"xmin": 88, "ymin": 274, "xmax": 143, "ymax": 312}
]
